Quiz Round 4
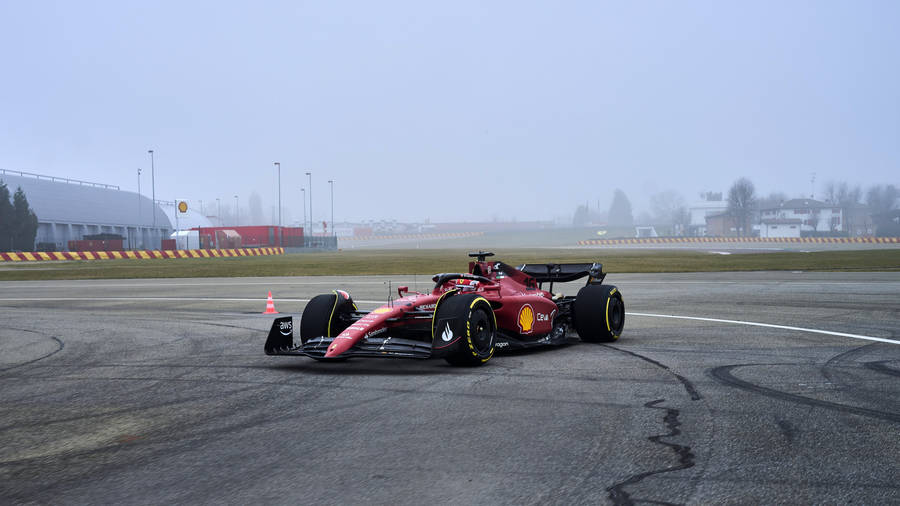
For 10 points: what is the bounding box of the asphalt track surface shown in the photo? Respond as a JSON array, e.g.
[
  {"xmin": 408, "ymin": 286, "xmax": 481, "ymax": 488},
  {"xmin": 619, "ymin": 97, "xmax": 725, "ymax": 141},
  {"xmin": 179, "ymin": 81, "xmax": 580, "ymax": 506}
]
[{"xmin": 1, "ymin": 272, "xmax": 899, "ymax": 505}]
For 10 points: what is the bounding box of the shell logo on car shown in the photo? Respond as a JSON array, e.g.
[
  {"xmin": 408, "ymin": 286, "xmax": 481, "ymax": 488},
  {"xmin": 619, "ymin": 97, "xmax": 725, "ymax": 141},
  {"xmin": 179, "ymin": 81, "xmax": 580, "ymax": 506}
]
[{"xmin": 518, "ymin": 304, "xmax": 535, "ymax": 334}]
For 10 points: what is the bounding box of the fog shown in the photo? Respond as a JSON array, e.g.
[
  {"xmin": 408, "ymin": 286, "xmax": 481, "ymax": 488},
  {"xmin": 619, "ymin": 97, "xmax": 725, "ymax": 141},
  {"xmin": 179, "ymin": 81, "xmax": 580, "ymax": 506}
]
[{"xmin": 1, "ymin": 1, "xmax": 898, "ymax": 225}]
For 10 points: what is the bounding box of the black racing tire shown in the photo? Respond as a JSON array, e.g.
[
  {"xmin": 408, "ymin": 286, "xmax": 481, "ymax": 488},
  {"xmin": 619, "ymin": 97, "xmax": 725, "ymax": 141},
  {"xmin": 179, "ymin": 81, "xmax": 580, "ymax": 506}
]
[
  {"xmin": 300, "ymin": 293, "xmax": 354, "ymax": 343},
  {"xmin": 574, "ymin": 284, "xmax": 624, "ymax": 343},
  {"xmin": 433, "ymin": 293, "xmax": 496, "ymax": 366}
]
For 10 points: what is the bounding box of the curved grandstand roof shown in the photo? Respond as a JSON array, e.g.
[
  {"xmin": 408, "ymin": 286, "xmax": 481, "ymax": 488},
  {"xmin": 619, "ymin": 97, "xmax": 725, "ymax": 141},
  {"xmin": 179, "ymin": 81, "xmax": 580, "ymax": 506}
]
[
  {"xmin": 158, "ymin": 201, "xmax": 215, "ymax": 229},
  {"xmin": 0, "ymin": 172, "xmax": 171, "ymax": 228}
]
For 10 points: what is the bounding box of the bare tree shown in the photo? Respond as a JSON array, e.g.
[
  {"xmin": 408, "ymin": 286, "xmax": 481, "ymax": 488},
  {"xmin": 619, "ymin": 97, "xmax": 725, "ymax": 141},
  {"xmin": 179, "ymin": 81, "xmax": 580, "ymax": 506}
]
[
  {"xmin": 727, "ymin": 178, "xmax": 756, "ymax": 236},
  {"xmin": 249, "ymin": 192, "xmax": 264, "ymax": 225},
  {"xmin": 650, "ymin": 190, "xmax": 685, "ymax": 225},
  {"xmin": 809, "ymin": 207, "xmax": 822, "ymax": 232},
  {"xmin": 824, "ymin": 181, "xmax": 862, "ymax": 206},
  {"xmin": 755, "ymin": 192, "xmax": 787, "ymax": 212},
  {"xmin": 866, "ymin": 184, "xmax": 899, "ymax": 215}
]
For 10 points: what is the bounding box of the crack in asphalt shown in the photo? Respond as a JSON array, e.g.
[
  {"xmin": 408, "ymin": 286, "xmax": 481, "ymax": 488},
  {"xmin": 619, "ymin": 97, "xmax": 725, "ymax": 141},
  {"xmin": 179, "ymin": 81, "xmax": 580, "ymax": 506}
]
[{"xmin": 606, "ymin": 399, "xmax": 696, "ymax": 506}]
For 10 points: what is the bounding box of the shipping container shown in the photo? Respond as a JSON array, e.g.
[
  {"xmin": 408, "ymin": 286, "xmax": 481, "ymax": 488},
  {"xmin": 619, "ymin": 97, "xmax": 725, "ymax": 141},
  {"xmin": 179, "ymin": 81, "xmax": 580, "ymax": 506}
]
[
  {"xmin": 67, "ymin": 239, "xmax": 124, "ymax": 251},
  {"xmin": 194, "ymin": 226, "xmax": 302, "ymax": 247}
]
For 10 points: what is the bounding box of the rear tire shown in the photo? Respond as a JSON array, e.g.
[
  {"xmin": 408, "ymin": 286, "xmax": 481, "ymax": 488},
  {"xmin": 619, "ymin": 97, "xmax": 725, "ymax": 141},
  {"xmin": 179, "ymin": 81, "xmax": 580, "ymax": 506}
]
[
  {"xmin": 433, "ymin": 293, "xmax": 496, "ymax": 366},
  {"xmin": 574, "ymin": 284, "xmax": 624, "ymax": 342},
  {"xmin": 300, "ymin": 293, "xmax": 354, "ymax": 343}
]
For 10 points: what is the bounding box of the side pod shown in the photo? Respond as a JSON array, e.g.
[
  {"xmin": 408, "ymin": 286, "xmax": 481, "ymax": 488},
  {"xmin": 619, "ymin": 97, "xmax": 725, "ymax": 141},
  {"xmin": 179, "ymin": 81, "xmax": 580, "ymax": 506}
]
[{"xmin": 265, "ymin": 316, "xmax": 295, "ymax": 355}]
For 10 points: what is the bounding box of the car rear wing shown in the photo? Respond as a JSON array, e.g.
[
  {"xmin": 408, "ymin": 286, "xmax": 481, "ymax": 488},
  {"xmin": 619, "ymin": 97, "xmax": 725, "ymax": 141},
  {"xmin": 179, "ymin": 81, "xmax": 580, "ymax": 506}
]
[{"xmin": 517, "ymin": 262, "xmax": 605, "ymax": 290}]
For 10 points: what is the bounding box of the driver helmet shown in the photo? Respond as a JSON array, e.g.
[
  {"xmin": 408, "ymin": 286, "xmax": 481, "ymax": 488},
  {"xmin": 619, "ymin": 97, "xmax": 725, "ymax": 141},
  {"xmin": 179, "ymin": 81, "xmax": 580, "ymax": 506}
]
[{"xmin": 455, "ymin": 279, "xmax": 479, "ymax": 292}]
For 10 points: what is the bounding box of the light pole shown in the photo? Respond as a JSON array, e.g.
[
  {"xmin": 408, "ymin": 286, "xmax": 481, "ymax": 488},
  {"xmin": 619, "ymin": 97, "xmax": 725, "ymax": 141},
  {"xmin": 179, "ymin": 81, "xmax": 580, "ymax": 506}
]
[
  {"xmin": 137, "ymin": 168, "xmax": 142, "ymax": 222},
  {"xmin": 328, "ymin": 180, "xmax": 335, "ymax": 237},
  {"xmin": 301, "ymin": 187, "xmax": 307, "ymax": 232},
  {"xmin": 306, "ymin": 171, "xmax": 312, "ymax": 234},
  {"xmin": 216, "ymin": 198, "xmax": 221, "ymax": 226},
  {"xmin": 147, "ymin": 150, "xmax": 156, "ymax": 228},
  {"xmin": 274, "ymin": 162, "xmax": 281, "ymax": 227},
  {"xmin": 199, "ymin": 199, "xmax": 203, "ymax": 215},
  {"xmin": 234, "ymin": 195, "xmax": 239, "ymax": 226}
]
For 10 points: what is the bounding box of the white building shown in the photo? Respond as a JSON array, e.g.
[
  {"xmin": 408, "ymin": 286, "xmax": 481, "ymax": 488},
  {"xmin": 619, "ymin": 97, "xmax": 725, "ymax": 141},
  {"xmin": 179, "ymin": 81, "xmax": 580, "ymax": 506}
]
[
  {"xmin": 687, "ymin": 199, "xmax": 728, "ymax": 236},
  {"xmin": 759, "ymin": 199, "xmax": 842, "ymax": 238}
]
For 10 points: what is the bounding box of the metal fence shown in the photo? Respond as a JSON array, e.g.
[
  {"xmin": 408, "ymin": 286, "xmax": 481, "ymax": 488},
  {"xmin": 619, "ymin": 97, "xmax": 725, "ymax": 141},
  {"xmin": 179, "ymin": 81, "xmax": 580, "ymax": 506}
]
[{"xmin": 302, "ymin": 236, "xmax": 338, "ymax": 250}]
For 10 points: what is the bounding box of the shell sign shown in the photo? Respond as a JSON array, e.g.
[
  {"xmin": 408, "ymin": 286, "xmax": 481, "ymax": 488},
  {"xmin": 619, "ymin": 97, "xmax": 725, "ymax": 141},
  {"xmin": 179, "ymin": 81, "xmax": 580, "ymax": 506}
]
[{"xmin": 518, "ymin": 304, "xmax": 535, "ymax": 334}]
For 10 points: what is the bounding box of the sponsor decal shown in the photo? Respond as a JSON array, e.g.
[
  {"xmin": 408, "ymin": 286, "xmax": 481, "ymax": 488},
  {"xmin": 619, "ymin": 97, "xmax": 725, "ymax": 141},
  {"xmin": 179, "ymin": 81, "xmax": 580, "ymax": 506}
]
[
  {"xmin": 518, "ymin": 304, "xmax": 535, "ymax": 334},
  {"xmin": 495, "ymin": 341, "xmax": 509, "ymax": 349},
  {"xmin": 336, "ymin": 335, "xmax": 354, "ymax": 340},
  {"xmin": 536, "ymin": 312, "xmax": 550, "ymax": 322},
  {"xmin": 441, "ymin": 323, "xmax": 454, "ymax": 342},
  {"xmin": 418, "ymin": 303, "xmax": 436, "ymax": 310},
  {"xmin": 372, "ymin": 307, "xmax": 392, "ymax": 314},
  {"xmin": 366, "ymin": 328, "xmax": 387, "ymax": 339},
  {"xmin": 278, "ymin": 320, "xmax": 293, "ymax": 336}
]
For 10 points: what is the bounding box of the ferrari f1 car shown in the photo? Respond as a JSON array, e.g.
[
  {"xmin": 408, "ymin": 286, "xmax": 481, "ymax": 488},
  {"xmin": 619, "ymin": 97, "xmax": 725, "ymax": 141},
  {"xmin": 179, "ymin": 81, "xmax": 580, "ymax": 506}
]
[{"xmin": 265, "ymin": 252, "xmax": 624, "ymax": 366}]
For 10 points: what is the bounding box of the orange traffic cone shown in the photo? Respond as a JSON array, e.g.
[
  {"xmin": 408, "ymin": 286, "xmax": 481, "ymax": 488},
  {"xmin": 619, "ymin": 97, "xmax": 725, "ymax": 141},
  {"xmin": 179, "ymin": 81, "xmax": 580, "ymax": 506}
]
[{"xmin": 263, "ymin": 291, "xmax": 279, "ymax": 314}]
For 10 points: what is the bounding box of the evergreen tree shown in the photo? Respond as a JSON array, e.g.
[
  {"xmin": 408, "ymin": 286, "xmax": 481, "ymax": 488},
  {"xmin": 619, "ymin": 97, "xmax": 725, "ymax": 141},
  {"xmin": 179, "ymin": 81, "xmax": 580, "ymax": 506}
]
[
  {"xmin": 12, "ymin": 187, "xmax": 38, "ymax": 251},
  {"xmin": 0, "ymin": 181, "xmax": 13, "ymax": 251},
  {"xmin": 607, "ymin": 189, "xmax": 634, "ymax": 228}
]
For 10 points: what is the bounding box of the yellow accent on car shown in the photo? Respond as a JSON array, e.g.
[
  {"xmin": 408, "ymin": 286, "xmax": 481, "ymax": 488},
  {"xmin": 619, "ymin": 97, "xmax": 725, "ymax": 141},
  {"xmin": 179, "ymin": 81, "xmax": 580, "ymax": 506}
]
[
  {"xmin": 430, "ymin": 289, "xmax": 458, "ymax": 340},
  {"xmin": 327, "ymin": 291, "xmax": 341, "ymax": 337}
]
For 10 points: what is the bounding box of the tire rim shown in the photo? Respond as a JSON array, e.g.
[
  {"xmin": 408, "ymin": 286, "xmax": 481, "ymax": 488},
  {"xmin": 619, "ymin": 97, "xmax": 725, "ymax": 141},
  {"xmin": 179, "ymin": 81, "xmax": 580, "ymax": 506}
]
[
  {"xmin": 470, "ymin": 309, "xmax": 493, "ymax": 354},
  {"xmin": 609, "ymin": 297, "xmax": 624, "ymax": 332}
]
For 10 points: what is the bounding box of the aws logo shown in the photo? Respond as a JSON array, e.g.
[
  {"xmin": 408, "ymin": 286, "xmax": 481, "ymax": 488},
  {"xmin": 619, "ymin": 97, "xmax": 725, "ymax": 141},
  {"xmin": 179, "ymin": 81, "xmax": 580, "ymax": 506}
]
[{"xmin": 518, "ymin": 304, "xmax": 535, "ymax": 334}]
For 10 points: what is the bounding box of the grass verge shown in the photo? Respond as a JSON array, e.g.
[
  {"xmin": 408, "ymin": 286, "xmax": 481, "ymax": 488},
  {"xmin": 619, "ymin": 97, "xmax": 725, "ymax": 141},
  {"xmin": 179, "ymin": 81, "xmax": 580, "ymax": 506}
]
[{"xmin": 0, "ymin": 249, "xmax": 897, "ymax": 281}]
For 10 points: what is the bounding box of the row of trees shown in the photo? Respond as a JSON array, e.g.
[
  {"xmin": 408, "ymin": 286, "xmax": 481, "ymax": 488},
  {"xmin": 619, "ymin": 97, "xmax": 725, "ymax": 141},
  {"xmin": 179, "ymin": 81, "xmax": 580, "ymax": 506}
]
[
  {"xmin": 573, "ymin": 180, "xmax": 898, "ymax": 235},
  {"xmin": 0, "ymin": 181, "xmax": 39, "ymax": 251}
]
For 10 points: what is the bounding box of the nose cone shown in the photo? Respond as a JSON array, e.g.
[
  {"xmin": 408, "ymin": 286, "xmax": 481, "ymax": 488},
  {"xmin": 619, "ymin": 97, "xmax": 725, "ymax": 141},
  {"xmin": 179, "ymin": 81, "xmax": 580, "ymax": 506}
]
[{"xmin": 324, "ymin": 338, "xmax": 353, "ymax": 358}]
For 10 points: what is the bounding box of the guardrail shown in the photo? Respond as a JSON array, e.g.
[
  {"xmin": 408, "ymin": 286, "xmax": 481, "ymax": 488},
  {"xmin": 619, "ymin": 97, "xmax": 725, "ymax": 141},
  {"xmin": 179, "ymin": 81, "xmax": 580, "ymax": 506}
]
[
  {"xmin": 0, "ymin": 247, "xmax": 285, "ymax": 262},
  {"xmin": 341, "ymin": 232, "xmax": 484, "ymax": 241},
  {"xmin": 577, "ymin": 237, "xmax": 900, "ymax": 246}
]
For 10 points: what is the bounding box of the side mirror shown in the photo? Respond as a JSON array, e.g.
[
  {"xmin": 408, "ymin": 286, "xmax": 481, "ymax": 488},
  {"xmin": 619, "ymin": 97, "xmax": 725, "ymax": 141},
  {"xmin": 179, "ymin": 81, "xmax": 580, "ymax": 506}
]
[{"xmin": 398, "ymin": 286, "xmax": 409, "ymax": 297}]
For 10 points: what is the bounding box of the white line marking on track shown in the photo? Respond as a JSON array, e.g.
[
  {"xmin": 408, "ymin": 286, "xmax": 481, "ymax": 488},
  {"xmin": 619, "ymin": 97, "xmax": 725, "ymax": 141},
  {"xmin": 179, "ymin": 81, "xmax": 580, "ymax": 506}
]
[{"xmin": 626, "ymin": 311, "xmax": 900, "ymax": 346}]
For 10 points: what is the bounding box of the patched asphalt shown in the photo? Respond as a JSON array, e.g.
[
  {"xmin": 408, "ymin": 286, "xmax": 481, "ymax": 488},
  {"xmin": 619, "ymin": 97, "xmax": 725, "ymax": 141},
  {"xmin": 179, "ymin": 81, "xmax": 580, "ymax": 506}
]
[{"xmin": 1, "ymin": 271, "xmax": 899, "ymax": 504}]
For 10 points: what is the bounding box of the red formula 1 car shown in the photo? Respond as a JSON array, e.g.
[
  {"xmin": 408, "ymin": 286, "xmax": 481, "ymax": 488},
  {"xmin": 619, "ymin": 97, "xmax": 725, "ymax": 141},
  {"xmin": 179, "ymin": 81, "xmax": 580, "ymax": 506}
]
[{"xmin": 265, "ymin": 252, "xmax": 624, "ymax": 366}]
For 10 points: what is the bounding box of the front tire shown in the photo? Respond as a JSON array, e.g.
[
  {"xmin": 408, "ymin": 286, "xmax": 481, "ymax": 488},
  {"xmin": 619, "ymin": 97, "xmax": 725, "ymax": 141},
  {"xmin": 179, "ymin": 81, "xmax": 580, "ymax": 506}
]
[
  {"xmin": 433, "ymin": 293, "xmax": 496, "ymax": 366},
  {"xmin": 574, "ymin": 284, "xmax": 624, "ymax": 342},
  {"xmin": 300, "ymin": 292, "xmax": 355, "ymax": 343}
]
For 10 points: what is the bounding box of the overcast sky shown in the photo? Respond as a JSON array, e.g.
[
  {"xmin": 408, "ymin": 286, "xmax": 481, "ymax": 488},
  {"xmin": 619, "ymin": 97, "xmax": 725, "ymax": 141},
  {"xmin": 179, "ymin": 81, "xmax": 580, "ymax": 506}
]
[{"xmin": 1, "ymin": 1, "xmax": 898, "ymax": 224}]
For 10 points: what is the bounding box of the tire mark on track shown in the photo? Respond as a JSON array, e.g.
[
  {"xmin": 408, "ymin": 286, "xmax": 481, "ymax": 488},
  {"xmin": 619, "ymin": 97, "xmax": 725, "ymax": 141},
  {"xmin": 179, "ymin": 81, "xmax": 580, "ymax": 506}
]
[
  {"xmin": 710, "ymin": 364, "xmax": 900, "ymax": 423},
  {"xmin": 606, "ymin": 399, "xmax": 695, "ymax": 506},
  {"xmin": 604, "ymin": 345, "xmax": 701, "ymax": 401},
  {"xmin": 0, "ymin": 327, "xmax": 64, "ymax": 375},
  {"xmin": 865, "ymin": 361, "xmax": 900, "ymax": 378}
]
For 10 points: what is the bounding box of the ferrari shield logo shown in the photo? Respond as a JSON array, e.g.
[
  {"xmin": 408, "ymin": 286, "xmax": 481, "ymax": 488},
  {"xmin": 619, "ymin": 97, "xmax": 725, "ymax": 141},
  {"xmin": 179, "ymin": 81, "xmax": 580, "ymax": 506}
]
[{"xmin": 518, "ymin": 304, "xmax": 534, "ymax": 334}]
